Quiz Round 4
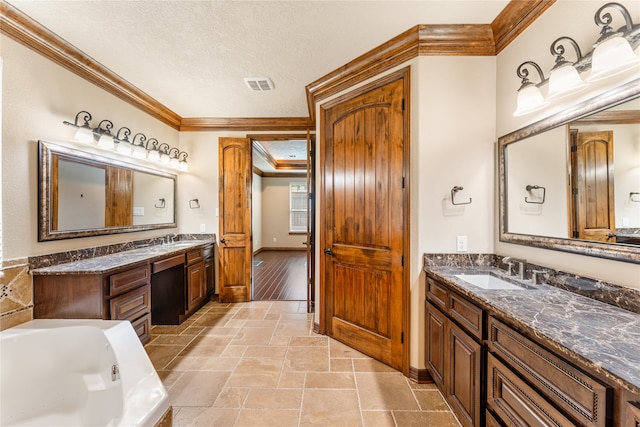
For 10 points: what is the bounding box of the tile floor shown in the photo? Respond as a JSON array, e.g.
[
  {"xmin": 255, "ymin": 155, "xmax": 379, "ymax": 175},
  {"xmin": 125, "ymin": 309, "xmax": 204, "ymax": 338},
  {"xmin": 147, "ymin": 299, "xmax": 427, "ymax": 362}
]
[{"xmin": 144, "ymin": 300, "xmax": 461, "ymax": 427}]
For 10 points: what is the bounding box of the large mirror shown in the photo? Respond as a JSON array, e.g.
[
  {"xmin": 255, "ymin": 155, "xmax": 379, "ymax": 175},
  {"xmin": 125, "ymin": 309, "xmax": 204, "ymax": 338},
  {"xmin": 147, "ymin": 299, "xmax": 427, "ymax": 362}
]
[
  {"xmin": 499, "ymin": 79, "xmax": 640, "ymax": 264},
  {"xmin": 39, "ymin": 141, "xmax": 177, "ymax": 241}
]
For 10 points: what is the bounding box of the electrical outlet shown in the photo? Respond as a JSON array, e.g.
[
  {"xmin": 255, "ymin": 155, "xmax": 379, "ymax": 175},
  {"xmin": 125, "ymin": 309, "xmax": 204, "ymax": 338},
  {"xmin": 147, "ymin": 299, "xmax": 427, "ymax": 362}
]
[
  {"xmin": 456, "ymin": 235, "xmax": 468, "ymax": 252},
  {"xmin": 200, "ymin": 223, "xmax": 206, "ymax": 232},
  {"xmin": 273, "ymin": 237, "xmax": 277, "ymax": 243}
]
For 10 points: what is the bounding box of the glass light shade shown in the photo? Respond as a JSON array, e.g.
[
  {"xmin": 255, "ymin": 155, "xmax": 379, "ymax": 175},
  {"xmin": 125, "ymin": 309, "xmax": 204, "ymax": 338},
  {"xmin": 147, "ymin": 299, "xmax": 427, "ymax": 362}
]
[
  {"xmin": 170, "ymin": 157, "xmax": 180, "ymax": 168},
  {"xmin": 588, "ymin": 34, "xmax": 640, "ymax": 81},
  {"xmin": 73, "ymin": 128, "xmax": 94, "ymax": 144},
  {"xmin": 147, "ymin": 150, "xmax": 161, "ymax": 162},
  {"xmin": 160, "ymin": 153, "xmax": 171, "ymax": 164},
  {"xmin": 546, "ymin": 63, "xmax": 588, "ymax": 100},
  {"xmin": 179, "ymin": 160, "xmax": 189, "ymax": 172},
  {"xmin": 132, "ymin": 145, "xmax": 147, "ymax": 159},
  {"xmin": 116, "ymin": 142, "xmax": 132, "ymax": 155},
  {"xmin": 96, "ymin": 134, "xmax": 115, "ymax": 150},
  {"xmin": 513, "ymin": 83, "xmax": 548, "ymax": 117}
]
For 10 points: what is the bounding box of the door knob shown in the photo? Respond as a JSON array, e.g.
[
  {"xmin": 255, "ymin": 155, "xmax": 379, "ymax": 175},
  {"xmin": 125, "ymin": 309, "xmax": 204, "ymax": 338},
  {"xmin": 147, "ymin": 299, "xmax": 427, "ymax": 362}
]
[
  {"xmin": 324, "ymin": 248, "xmax": 333, "ymax": 255},
  {"xmin": 220, "ymin": 238, "xmax": 226, "ymax": 243}
]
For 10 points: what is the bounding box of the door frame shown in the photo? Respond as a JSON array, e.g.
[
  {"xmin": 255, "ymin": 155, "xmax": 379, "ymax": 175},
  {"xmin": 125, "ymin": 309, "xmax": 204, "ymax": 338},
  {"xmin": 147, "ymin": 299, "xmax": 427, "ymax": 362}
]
[
  {"xmin": 318, "ymin": 67, "xmax": 411, "ymax": 375},
  {"xmin": 246, "ymin": 133, "xmax": 316, "ymax": 308}
]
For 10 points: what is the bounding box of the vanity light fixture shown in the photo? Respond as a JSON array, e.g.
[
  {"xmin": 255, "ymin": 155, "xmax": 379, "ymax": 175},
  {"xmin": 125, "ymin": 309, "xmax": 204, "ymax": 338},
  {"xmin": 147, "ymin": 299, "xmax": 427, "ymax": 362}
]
[
  {"xmin": 513, "ymin": 62, "xmax": 548, "ymax": 116},
  {"xmin": 513, "ymin": 1, "xmax": 640, "ymax": 116},
  {"xmin": 63, "ymin": 111, "xmax": 93, "ymax": 144},
  {"xmin": 131, "ymin": 133, "xmax": 148, "ymax": 159},
  {"xmin": 546, "ymin": 37, "xmax": 588, "ymax": 100},
  {"xmin": 61, "ymin": 111, "xmax": 190, "ymax": 172}
]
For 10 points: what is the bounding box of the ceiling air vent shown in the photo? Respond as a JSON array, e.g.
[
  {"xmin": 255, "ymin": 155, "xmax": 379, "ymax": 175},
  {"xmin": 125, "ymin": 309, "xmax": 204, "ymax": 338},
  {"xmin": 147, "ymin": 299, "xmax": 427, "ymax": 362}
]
[{"xmin": 244, "ymin": 77, "xmax": 274, "ymax": 91}]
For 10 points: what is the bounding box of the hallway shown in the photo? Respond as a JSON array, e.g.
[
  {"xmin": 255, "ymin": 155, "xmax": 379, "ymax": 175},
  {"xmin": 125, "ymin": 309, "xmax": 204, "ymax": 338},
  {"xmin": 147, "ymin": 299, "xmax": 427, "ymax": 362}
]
[
  {"xmin": 144, "ymin": 300, "xmax": 460, "ymax": 426},
  {"xmin": 253, "ymin": 251, "xmax": 307, "ymax": 301}
]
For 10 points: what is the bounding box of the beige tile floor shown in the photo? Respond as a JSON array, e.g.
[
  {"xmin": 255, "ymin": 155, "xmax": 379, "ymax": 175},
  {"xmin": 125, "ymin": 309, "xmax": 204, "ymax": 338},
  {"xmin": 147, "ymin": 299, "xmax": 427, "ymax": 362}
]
[{"xmin": 145, "ymin": 300, "xmax": 461, "ymax": 427}]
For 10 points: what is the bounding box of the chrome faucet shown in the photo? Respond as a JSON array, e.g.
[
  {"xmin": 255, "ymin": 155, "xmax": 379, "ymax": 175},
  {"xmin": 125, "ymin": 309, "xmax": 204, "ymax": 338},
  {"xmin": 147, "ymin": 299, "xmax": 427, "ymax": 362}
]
[
  {"xmin": 163, "ymin": 233, "xmax": 178, "ymax": 244},
  {"xmin": 502, "ymin": 256, "xmax": 527, "ymax": 280}
]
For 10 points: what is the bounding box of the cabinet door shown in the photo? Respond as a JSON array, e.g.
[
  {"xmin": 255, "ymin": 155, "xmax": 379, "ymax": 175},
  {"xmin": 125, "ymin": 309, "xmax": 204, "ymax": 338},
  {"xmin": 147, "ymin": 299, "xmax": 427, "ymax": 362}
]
[
  {"xmin": 426, "ymin": 301, "xmax": 447, "ymax": 389},
  {"xmin": 187, "ymin": 261, "xmax": 206, "ymax": 312},
  {"xmin": 205, "ymin": 257, "xmax": 215, "ymax": 296},
  {"xmin": 448, "ymin": 321, "xmax": 481, "ymax": 427}
]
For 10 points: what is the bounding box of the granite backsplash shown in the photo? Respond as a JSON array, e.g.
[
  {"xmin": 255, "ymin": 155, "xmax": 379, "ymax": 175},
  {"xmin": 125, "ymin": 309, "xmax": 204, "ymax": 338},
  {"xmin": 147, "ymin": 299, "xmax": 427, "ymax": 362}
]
[{"xmin": 424, "ymin": 253, "xmax": 640, "ymax": 316}]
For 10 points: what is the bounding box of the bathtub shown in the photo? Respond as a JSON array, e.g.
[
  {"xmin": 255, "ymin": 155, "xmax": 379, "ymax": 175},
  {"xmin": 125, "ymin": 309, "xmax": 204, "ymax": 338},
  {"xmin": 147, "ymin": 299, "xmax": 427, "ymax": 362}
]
[{"xmin": 0, "ymin": 319, "xmax": 170, "ymax": 427}]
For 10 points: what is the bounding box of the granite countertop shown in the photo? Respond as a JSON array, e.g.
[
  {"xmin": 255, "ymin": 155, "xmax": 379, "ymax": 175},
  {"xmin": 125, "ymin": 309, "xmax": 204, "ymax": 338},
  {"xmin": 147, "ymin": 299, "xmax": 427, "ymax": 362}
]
[
  {"xmin": 425, "ymin": 265, "xmax": 640, "ymax": 395},
  {"xmin": 31, "ymin": 239, "xmax": 216, "ymax": 275}
]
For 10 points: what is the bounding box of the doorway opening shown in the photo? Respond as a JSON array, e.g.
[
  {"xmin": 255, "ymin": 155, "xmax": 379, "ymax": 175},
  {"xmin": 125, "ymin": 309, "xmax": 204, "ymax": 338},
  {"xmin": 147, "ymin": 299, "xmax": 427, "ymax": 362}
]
[{"xmin": 250, "ymin": 134, "xmax": 316, "ymax": 311}]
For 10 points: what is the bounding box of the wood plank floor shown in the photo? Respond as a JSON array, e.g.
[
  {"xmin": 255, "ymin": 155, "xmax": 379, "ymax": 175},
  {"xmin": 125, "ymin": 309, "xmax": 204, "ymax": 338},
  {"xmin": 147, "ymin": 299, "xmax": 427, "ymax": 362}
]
[{"xmin": 252, "ymin": 250, "xmax": 307, "ymax": 301}]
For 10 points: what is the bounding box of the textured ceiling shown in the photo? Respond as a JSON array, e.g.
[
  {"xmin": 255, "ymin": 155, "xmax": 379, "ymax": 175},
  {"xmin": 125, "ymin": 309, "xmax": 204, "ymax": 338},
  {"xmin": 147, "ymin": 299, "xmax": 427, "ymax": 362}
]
[{"xmin": 6, "ymin": 0, "xmax": 509, "ymax": 119}]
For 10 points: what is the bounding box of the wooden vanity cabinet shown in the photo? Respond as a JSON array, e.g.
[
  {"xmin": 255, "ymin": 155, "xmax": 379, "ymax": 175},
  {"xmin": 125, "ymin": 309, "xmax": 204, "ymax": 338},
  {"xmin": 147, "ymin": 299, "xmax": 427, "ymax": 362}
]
[
  {"xmin": 34, "ymin": 262, "xmax": 151, "ymax": 344},
  {"xmin": 426, "ymin": 277, "xmax": 483, "ymax": 427},
  {"xmin": 185, "ymin": 244, "xmax": 214, "ymax": 316}
]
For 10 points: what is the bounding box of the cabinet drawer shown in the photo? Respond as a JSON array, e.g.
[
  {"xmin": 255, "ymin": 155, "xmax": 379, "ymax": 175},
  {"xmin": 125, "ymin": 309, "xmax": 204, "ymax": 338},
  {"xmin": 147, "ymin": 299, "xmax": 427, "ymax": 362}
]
[
  {"xmin": 110, "ymin": 284, "xmax": 150, "ymax": 322},
  {"xmin": 427, "ymin": 277, "xmax": 449, "ymax": 313},
  {"xmin": 487, "ymin": 353, "xmax": 576, "ymax": 427},
  {"xmin": 153, "ymin": 254, "xmax": 185, "ymax": 273},
  {"xmin": 449, "ymin": 292, "xmax": 483, "ymax": 340},
  {"xmin": 109, "ymin": 265, "xmax": 150, "ymax": 296},
  {"xmin": 187, "ymin": 249, "xmax": 203, "ymax": 265},
  {"xmin": 488, "ymin": 316, "xmax": 611, "ymax": 427},
  {"xmin": 131, "ymin": 313, "xmax": 151, "ymax": 344}
]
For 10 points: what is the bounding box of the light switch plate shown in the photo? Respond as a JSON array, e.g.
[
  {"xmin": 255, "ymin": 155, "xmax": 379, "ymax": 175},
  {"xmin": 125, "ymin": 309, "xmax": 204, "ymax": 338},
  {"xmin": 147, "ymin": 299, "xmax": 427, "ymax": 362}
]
[
  {"xmin": 133, "ymin": 207, "xmax": 144, "ymax": 216},
  {"xmin": 200, "ymin": 223, "xmax": 206, "ymax": 232}
]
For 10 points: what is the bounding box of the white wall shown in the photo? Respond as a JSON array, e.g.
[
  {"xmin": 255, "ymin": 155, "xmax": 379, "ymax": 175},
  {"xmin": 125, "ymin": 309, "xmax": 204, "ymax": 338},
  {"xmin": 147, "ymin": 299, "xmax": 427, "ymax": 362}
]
[
  {"xmin": 1, "ymin": 35, "xmax": 183, "ymax": 261},
  {"xmin": 495, "ymin": 0, "xmax": 640, "ymax": 289}
]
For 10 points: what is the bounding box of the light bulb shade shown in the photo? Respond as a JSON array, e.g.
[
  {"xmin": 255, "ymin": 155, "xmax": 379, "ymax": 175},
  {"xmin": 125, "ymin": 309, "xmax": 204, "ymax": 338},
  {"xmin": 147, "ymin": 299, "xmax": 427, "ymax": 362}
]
[
  {"xmin": 170, "ymin": 157, "xmax": 180, "ymax": 168},
  {"xmin": 513, "ymin": 83, "xmax": 548, "ymax": 116},
  {"xmin": 73, "ymin": 128, "xmax": 94, "ymax": 144},
  {"xmin": 116, "ymin": 142, "xmax": 132, "ymax": 155},
  {"xmin": 546, "ymin": 63, "xmax": 588, "ymax": 100},
  {"xmin": 160, "ymin": 153, "xmax": 171, "ymax": 164},
  {"xmin": 97, "ymin": 134, "xmax": 115, "ymax": 150},
  {"xmin": 588, "ymin": 34, "xmax": 640, "ymax": 81},
  {"xmin": 179, "ymin": 160, "xmax": 189, "ymax": 172},
  {"xmin": 147, "ymin": 150, "xmax": 161, "ymax": 162},
  {"xmin": 132, "ymin": 145, "xmax": 148, "ymax": 159}
]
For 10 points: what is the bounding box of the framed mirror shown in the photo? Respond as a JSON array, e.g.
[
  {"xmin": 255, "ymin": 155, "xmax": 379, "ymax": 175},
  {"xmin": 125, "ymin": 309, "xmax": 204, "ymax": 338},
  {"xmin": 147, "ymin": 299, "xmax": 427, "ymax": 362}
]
[
  {"xmin": 38, "ymin": 140, "xmax": 177, "ymax": 241},
  {"xmin": 499, "ymin": 78, "xmax": 640, "ymax": 264}
]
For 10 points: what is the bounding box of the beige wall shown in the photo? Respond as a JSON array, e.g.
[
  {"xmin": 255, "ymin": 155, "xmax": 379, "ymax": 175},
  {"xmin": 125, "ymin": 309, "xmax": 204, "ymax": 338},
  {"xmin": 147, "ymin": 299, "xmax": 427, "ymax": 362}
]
[
  {"xmin": 260, "ymin": 177, "xmax": 308, "ymax": 250},
  {"xmin": 495, "ymin": 0, "xmax": 640, "ymax": 289}
]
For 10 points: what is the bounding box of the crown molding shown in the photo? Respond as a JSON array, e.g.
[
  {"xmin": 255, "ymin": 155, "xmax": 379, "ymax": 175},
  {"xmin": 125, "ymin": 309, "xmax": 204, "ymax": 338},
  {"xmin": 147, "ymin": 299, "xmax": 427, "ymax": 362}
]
[
  {"xmin": 180, "ymin": 117, "xmax": 315, "ymax": 132},
  {"xmin": 2, "ymin": 0, "xmax": 551, "ymax": 131},
  {"xmin": 0, "ymin": 1, "xmax": 183, "ymax": 130},
  {"xmin": 491, "ymin": 0, "xmax": 556, "ymax": 55}
]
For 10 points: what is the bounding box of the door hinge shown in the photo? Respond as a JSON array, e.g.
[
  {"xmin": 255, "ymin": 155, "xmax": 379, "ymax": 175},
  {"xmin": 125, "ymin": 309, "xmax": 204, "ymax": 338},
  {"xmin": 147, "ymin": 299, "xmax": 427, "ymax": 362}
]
[
  {"xmin": 572, "ymin": 230, "xmax": 580, "ymax": 238},
  {"xmin": 401, "ymin": 255, "xmax": 404, "ymax": 267},
  {"xmin": 401, "ymin": 332, "xmax": 404, "ymax": 343},
  {"xmin": 402, "ymin": 99, "xmax": 405, "ymax": 111},
  {"xmin": 572, "ymin": 188, "xmax": 578, "ymax": 195},
  {"xmin": 402, "ymin": 177, "xmax": 405, "ymax": 188},
  {"xmin": 309, "ymin": 149, "xmax": 315, "ymax": 158},
  {"xmin": 571, "ymin": 145, "xmax": 578, "ymax": 152}
]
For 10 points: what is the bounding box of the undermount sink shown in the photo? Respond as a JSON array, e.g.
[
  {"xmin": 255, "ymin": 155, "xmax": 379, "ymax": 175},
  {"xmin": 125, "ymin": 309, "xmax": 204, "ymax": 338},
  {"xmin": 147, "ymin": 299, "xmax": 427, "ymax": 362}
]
[{"xmin": 454, "ymin": 274, "xmax": 526, "ymax": 290}]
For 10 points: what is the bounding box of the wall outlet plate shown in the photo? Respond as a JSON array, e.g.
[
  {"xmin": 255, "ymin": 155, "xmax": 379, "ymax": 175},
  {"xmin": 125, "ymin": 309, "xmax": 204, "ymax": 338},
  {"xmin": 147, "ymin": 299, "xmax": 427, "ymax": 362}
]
[
  {"xmin": 456, "ymin": 235, "xmax": 468, "ymax": 252},
  {"xmin": 200, "ymin": 224, "xmax": 206, "ymax": 232},
  {"xmin": 133, "ymin": 207, "xmax": 144, "ymax": 216}
]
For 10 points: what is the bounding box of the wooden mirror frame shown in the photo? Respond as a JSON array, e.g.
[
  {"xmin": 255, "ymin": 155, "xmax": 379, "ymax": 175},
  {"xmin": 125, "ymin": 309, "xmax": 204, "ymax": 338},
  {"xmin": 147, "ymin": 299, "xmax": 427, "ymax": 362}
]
[
  {"xmin": 498, "ymin": 78, "xmax": 640, "ymax": 264},
  {"xmin": 38, "ymin": 140, "xmax": 177, "ymax": 241}
]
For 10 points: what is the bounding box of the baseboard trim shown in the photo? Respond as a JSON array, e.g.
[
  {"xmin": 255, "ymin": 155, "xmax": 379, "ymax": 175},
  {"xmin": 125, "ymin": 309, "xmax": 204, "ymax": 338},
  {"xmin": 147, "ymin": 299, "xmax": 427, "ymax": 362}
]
[
  {"xmin": 313, "ymin": 322, "xmax": 320, "ymax": 334},
  {"xmin": 409, "ymin": 366, "xmax": 434, "ymax": 384}
]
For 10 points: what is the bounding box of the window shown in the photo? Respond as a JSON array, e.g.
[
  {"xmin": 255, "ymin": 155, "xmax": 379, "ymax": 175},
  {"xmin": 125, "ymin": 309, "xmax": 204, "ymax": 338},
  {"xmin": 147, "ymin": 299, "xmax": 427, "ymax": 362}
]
[{"xmin": 289, "ymin": 182, "xmax": 308, "ymax": 233}]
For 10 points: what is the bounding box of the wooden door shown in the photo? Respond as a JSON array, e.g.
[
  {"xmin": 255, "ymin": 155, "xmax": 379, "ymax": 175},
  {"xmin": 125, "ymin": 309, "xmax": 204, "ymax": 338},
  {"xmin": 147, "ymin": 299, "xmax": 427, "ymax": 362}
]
[
  {"xmin": 306, "ymin": 131, "xmax": 316, "ymax": 313},
  {"xmin": 571, "ymin": 130, "xmax": 616, "ymax": 242},
  {"xmin": 105, "ymin": 166, "xmax": 133, "ymax": 227},
  {"xmin": 321, "ymin": 71, "xmax": 407, "ymax": 370},
  {"xmin": 218, "ymin": 137, "xmax": 252, "ymax": 302}
]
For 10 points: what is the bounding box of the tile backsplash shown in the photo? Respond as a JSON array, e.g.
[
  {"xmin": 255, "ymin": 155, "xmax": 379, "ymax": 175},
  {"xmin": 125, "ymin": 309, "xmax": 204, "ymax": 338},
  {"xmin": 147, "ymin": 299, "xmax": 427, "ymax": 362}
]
[{"xmin": 0, "ymin": 259, "xmax": 33, "ymax": 330}]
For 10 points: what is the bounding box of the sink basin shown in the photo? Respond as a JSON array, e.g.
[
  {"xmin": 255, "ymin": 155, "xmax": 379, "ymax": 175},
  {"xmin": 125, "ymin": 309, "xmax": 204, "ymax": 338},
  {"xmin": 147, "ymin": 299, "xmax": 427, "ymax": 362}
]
[{"xmin": 454, "ymin": 274, "xmax": 525, "ymax": 290}]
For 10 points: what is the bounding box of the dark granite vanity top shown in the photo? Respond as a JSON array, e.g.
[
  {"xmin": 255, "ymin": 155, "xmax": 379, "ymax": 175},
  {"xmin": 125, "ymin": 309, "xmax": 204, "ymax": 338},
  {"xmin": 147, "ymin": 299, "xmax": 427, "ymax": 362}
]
[
  {"xmin": 425, "ymin": 264, "xmax": 640, "ymax": 395},
  {"xmin": 31, "ymin": 239, "xmax": 215, "ymax": 275}
]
